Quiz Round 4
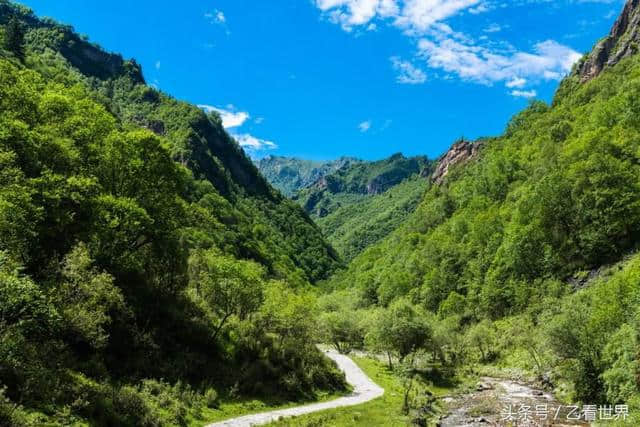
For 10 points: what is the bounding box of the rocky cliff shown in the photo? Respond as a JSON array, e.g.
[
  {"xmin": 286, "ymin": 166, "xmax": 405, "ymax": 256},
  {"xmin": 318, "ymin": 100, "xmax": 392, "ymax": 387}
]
[
  {"xmin": 431, "ymin": 139, "xmax": 483, "ymax": 184},
  {"xmin": 577, "ymin": 0, "xmax": 640, "ymax": 82}
]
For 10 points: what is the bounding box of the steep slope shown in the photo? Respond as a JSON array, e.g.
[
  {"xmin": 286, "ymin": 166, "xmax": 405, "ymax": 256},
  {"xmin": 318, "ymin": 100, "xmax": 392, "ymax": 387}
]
[
  {"xmin": 0, "ymin": 2, "xmax": 345, "ymax": 426},
  {"xmin": 295, "ymin": 153, "xmax": 431, "ymax": 217},
  {"xmin": 430, "ymin": 138, "xmax": 484, "ymax": 184},
  {"xmin": 256, "ymin": 155, "xmax": 360, "ymax": 197},
  {"xmin": 323, "ymin": 0, "xmax": 640, "ymax": 407},
  {"xmin": 0, "ymin": 1, "xmax": 340, "ymax": 284},
  {"xmin": 334, "ymin": 50, "xmax": 640, "ymax": 310},
  {"xmin": 290, "ymin": 153, "xmax": 433, "ymax": 260},
  {"xmin": 316, "ymin": 176, "xmax": 429, "ymax": 262},
  {"xmin": 576, "ymin": 0, "xmax": 640, "ymax": 82},
  {"xmin": 332, "ymin": 0, "xmax": 640, "ymax": 311}
]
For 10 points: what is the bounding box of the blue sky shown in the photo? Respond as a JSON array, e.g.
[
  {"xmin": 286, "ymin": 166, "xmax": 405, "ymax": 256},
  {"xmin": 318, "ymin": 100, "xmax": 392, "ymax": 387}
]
[{"xmin": 19, "ymin": 0, "xmax": 624, "ymax": 160}]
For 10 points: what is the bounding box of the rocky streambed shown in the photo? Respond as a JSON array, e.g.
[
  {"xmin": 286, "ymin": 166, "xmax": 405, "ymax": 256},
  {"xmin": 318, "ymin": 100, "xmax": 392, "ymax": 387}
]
[{"xmin": 437, "ymin": 377, "xmax": 590, "ymax": 427}]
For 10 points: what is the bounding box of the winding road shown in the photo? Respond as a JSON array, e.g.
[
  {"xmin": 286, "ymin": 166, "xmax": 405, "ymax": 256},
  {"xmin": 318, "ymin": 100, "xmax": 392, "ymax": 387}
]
[{"xmin": 206, "ymin": 349, "xmax": 384, "ymax": 427}]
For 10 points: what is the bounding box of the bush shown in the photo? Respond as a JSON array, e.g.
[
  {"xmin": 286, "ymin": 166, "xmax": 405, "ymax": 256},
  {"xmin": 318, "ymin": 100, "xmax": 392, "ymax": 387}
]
[
  {"xmin": 204, "ymin": 388, "xmax": 219, "ymax": 408},
  {"xmin": 0, "ymin": 387, "xmax": 27, "ymax": 427}
]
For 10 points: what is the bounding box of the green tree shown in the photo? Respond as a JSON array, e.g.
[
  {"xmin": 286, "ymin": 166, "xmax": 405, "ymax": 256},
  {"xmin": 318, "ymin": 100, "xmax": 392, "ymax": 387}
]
[
  {"xmin": 464, "ymin": 319, "xmax": 498, "ymax": 363},
  {"xmin": 188, "ymin": 250, "xmax": 265, "ymax": 340},
  {"xmin": 318, "ymin": 309, "xmax": 364, "ymax": 354},
  {"xmin": 366, "ymin": 299, "xmax": 432, "ymax": 369},
  {"xmin": 54, "ymin": 243, "xmax": 125, "ymax": 350},
  {"xmin": 258, "ymin": 280, "xmax": 317, "ymax": 346},
  {"xmin": 601, "ymin": 324, "xmax": 639, "ymax": 404},
  {"xmin": 3, "ymin": 17, "xmax": 25, "ymax": 60}
]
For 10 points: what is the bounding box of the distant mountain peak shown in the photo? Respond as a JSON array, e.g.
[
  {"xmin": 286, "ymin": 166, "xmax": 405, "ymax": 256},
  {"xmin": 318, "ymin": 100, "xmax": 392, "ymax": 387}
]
[
  {"xmin": 255, "ymin": 156, "xmax": 361, "ymax": 197},
  {"xmin": 577, "ymin": 0, "xmax": 640, "ymax": 82}
]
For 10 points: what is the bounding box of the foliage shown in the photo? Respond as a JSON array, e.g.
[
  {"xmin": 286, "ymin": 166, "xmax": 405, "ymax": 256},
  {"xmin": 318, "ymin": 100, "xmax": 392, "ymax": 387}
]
[
  {"xmin": 0, "ymin": 3, "xmax": 346, "ymax": 424},
  {"xmin": 2, "ymin": 16, "xmax": 24, "ymax": 59},
  {"xmin": 365, "ymin": 299, "xmax": 433, "ymax": 368},
  {"xmin": 188, "ymin": 250, "xmax": 265, "ymax": 340},
  {"xmin": 317, "ymin": 291, "xmax": 365, "ymax": 354},
  {"xmin": 258, "ymin": 154, "xmax": 432, "ymax": 261},
  {"xmin": 317, "ymin": 176, "xmax": 429, "ymax": 262},
  {"xmin": 327, "ymin": 54, "xmax": 640, "ymax": 318},
  {"xmin": 319, "ymin": 32, "xmax": 640, "ymax": 410}
]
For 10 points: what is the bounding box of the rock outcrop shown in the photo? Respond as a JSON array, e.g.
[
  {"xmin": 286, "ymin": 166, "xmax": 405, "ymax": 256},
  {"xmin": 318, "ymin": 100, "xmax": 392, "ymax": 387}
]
[
  {"xmin": 577, "ymin": 0, "xmax": 640, "ymax": 82},
  {"xmin": 431, "ymin": 139, "xmax": 482, "ymax": 185}
]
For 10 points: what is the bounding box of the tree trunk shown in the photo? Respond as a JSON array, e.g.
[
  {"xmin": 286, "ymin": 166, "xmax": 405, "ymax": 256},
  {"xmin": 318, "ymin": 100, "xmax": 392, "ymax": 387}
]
[{"xmin": 212, "ymin": 312, "xmax": 232, "ymax": 341}]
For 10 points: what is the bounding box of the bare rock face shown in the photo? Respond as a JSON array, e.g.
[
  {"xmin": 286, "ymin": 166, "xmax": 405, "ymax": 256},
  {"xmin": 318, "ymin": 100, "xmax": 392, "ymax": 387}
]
[
  {"xmin": 431, "ymin": 139, "xmax": 482, "ymax": 185},
  {"xmin": 577, "ymin": 0, "xmax": 640, "ymax": 82}
]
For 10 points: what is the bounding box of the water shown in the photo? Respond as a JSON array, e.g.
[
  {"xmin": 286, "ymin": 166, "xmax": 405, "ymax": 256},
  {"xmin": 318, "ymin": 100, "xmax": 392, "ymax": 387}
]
[{"xmin": 438, "ymin": 377, "xmax": 589, "ymax": 427}]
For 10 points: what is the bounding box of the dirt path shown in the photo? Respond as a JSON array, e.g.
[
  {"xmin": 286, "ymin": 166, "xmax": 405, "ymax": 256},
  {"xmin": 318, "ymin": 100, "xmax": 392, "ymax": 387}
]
[
  {"xmin": 206, "ymin": 349, "xmax": 384, "ymax": 427},
  {"xmin": 437, "ymin": 377, "xmax": 589, "ymax": 427}
]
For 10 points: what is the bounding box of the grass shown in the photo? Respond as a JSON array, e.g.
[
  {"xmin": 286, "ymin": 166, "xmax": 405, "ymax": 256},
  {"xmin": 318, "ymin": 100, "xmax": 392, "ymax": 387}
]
[
  {"xmin": 263, "ymin": 356, "xmax": 460, "ymax": 426},
  {"xmin": 192, "ymin": 389, "xmax": 348, "ymax": 426}
]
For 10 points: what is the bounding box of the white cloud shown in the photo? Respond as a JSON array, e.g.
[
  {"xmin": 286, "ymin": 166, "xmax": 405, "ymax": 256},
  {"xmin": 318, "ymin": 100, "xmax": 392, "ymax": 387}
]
[
  {"xmin": 315, "ymin": 0, "xmax": 482, "ymax": 33},
  {"xmin": 233, "ymin": 134, "xmax": 277, "ymax": 151},
  {"xmin": 390, "ymin": 56, "xmax": 427, "ymax": 84},
  {"xmin": 511, "ymin": 89, "xmax": 537, "ymax": 98},
  {"xmin": 359, "ymin": 120, "xmax": 372, "ymax": 132},
  {"xmin": 197, "ymin": 105, "xmax": 275, "ymax": 154},
  {"xmin": 483, "ymin": 23, "xmax": 501, "ymax": 33},
  {"xmin": 417, "ymin": 38, "xmax": 581, "ymax": 86},
  {"xmin": 313, "ymin": 0, "xmax": 585, "ymax": 94},
  {"xmin": 205, "ymin": 9, "xmax": 226, "ymax": 25},
  {"xmin": 506, "ymin": 77, "xmax": 527, "ymax": 88},
  {"xmin": 316, "ymin": 0, "xmax": 398, "ymax": 30},
  {"xmin": 198, "ymin": 104, "xmax": 250, "ymax": 128},
  {"xmin": 394, "ymin": 0, "xmax": 481, "ymax": 35},
  {"xmin": 468, "ymin": 2, "xmax": 491, "ymax": 15}
]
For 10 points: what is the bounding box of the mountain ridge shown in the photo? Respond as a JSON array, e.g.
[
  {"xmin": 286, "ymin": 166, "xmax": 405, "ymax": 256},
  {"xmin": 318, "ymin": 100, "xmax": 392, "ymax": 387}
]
[
  {"xmin": 256, "ymin": 155, "xmax": 361, "ymax": 197},
  {"xmin": 577, "ymin": 0, "xmax": 640, "ymax": 82},
  {"xmin": 0, "ymin": 2, "xmax": 346, "ymax": 425},
  {"xmin": 295, "ymin": 153, "xmax": 431, "ymax": 217}
]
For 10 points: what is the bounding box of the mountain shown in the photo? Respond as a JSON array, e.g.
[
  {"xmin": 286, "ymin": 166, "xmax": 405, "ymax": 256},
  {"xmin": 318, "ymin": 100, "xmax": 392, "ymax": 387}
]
[
  {"xmin": 0, "ymin": 2, "xmax": 345, "ymax": 425},
  {"xmin": 333, "ymin": 13, "xmax": 640, "ymax": 314},
  {"xmin": 295, "ymin": 153, "xmax": 431, "ymax": 218},
  {"xmin": 291, "ymin": 153, "xmax": 433, "ymax": 261},
  {"xmin": 256, "ymin": 155, "xmax": 360, "ymax": 197},
  {"xmin": 322, "ymin": 0, "xmax": 640, "ymax": 408},
  {"xmin": 255, "ymin": 153, "xmax": 433, "ymax": 261},
  {"xmin": 317, "ymin": 176, "xmax": 430, "ymax": 261},
  {"xmin": 576, "ymin": 0, "xmax": 640, "ymax": 82}
]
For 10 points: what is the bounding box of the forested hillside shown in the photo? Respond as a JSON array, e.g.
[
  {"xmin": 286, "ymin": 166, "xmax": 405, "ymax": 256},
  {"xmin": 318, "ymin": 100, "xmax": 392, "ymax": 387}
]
[
  {"xmin": 318, "ymin": 0, "xmax": 640, "ymax": 415},
  {"xmin": 295, "ymin": 153, "xmax": 430, "ymax": 218},
  {"xmin": 256, "ymin": 155, "xmax": 360, "ymax": 197},
  {"xmin": 4, "ymin": 0, "xmax": 640, "ymax": 424},
  {"xmin": 290, "ymin": 153, "xmax": 432, "ymax": 260},
  {"xmin": 0, "ymin": 2, "xmax": 345, "ymax": 425},
  {"xmin": 313, "ymin": 176, "xmax": 429, "ymax": 262}
]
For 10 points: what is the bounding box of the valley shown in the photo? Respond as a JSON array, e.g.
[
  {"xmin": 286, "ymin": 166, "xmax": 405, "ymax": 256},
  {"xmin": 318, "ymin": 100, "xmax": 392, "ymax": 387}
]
[
  {"xmin": 258, "ymin": 153, "xmax": 434, "ymax": 261},
  {"xmin": 1, "ymin": 0, "xmax": 640, "ymax": 426}
]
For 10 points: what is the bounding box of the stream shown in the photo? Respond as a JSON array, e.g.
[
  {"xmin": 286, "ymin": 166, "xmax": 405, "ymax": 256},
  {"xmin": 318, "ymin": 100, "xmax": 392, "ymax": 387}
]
[{"xmin": 437, "ymin": 377, "xmax": 590, "ymax": 427}]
